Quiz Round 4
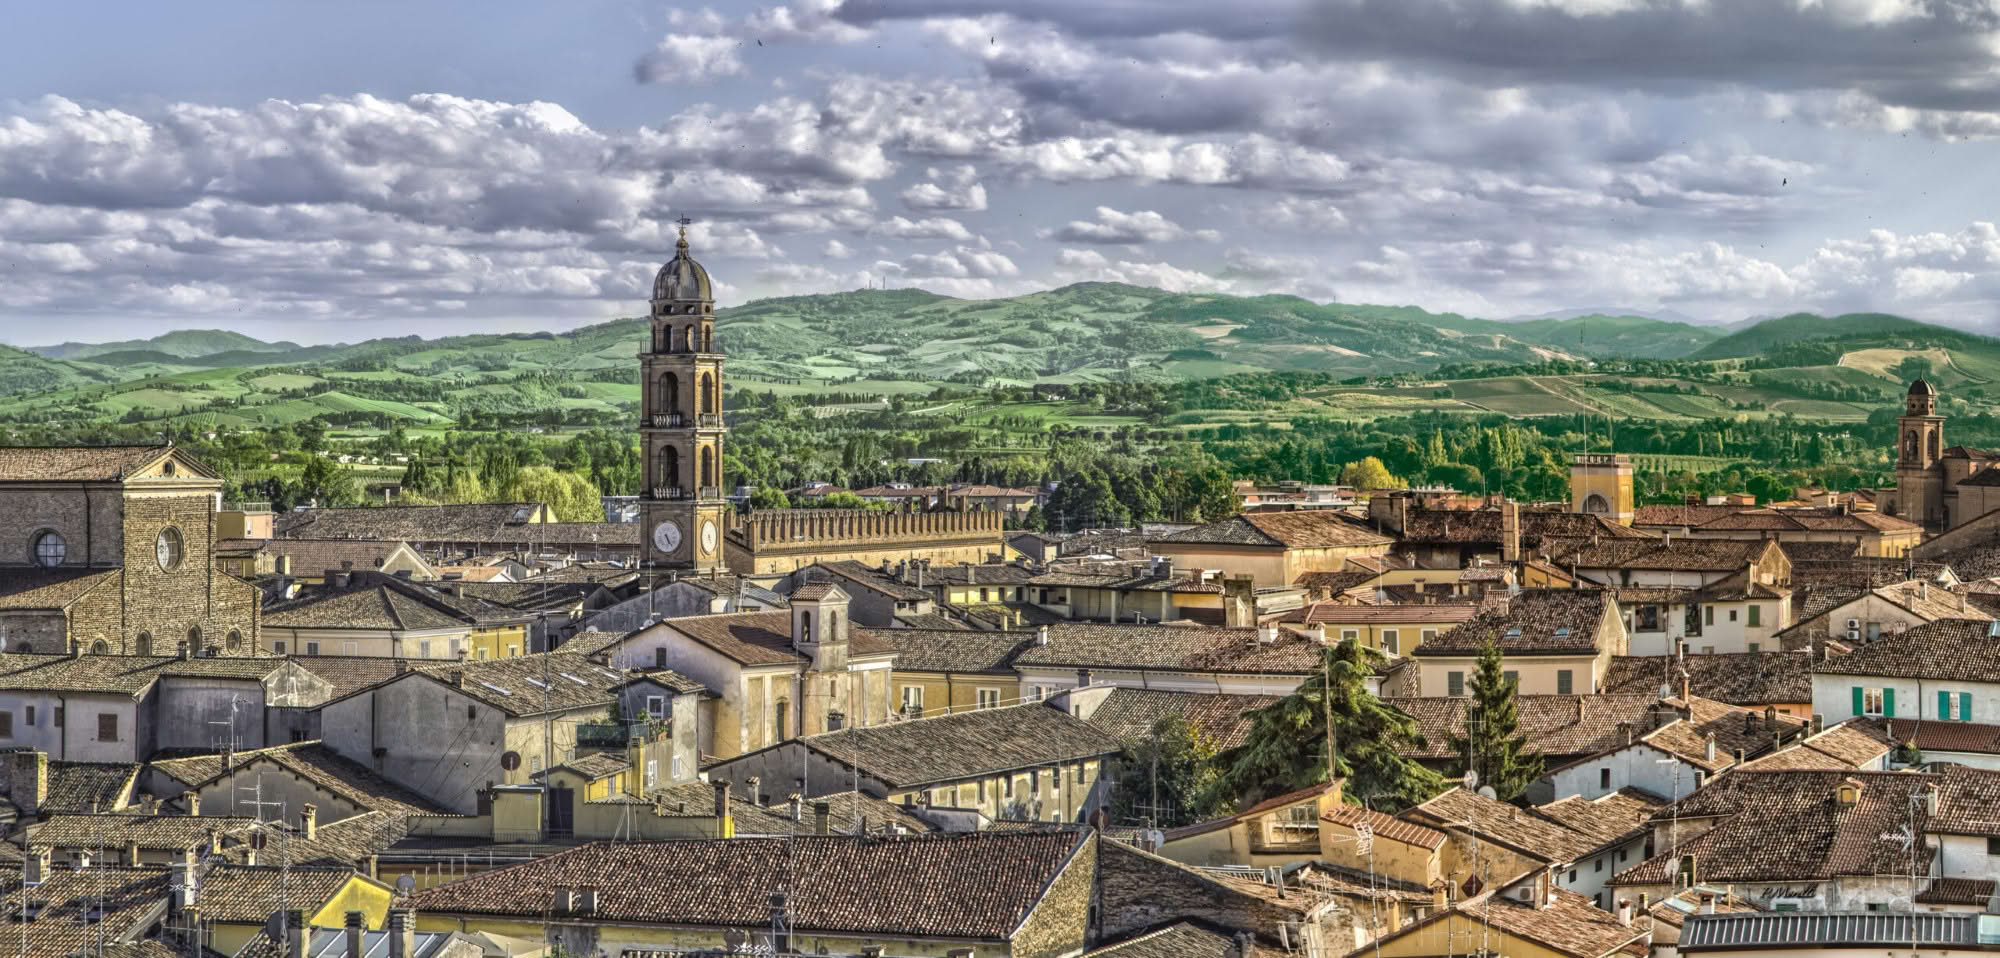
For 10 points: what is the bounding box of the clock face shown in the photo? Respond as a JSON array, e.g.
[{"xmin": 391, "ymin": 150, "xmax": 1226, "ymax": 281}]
[
  {"xmin": 652, "ymin": 520, "xmax": 683, "ymax": 555},
  {"xmin": 701, "ymin": 519, "xmax": 718, "ymax": 555}
]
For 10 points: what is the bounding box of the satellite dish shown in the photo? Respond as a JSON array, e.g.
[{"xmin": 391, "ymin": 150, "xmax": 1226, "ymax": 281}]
[
  {"xmin": 1462, "ymin": 770, "xmax": 1479, "ymax": 790},
  {"xmin": 396, "ymin": 874, "xmax": 415, "ymax": 895},
  {"xmin": 1478, "ymin": 786, "xmax": 1498, "ymax": 800},
  {"xmin": 500, "ymin": 751, "xmax": 522, "ymax": 772}
]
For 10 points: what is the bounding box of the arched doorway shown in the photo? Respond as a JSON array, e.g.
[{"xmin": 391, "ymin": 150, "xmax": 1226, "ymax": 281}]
[
  {"xmin": 1581, "ymin": 493, "xmax": 1610, "ymax": 514},
  {"xmin": 136, "ymin": 631, "xmax": 152, "ymax": 656}
]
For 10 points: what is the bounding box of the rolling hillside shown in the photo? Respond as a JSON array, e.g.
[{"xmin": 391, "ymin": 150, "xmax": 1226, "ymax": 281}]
[
  {"xmin": 1688, "ymin": 312, "xmax": 1972, "ymax": 360},
  {"xmin": 32, "ymin": 329, "xmax": 301, "ymax": 361}
]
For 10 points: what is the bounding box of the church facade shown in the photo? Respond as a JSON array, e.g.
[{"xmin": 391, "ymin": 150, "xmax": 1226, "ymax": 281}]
[
  {"xmin": 1886, "ymin": 379, "xmax": 2000, "ymax": 532},
  {"xmin": 633, "ymin": 229, "xmax": 1005, "ymax": 576},
  {"xmin": 0, "ymin": 445, "xmax": 260, "ymax": 655}
]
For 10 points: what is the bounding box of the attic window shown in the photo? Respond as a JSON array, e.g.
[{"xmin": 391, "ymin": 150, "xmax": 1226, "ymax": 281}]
[
  {"xmin": 1553, "ymin": 627, "xmax": 1571, "ymax": 637},
  {"xmin": 1505, "ymin": 628, "xmax": 1523, "ymax": 638},
  {"xmin": 478, "ymin": 681, "xmax": 513, "ymax": 696},
  {"xmin": 510, "ymin": 507, "xmax": 533, "ymax": 522}
]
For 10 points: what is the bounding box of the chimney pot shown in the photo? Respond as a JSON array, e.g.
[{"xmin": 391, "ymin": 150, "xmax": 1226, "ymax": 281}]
[
  {"xmin": 387, "ymin": 908, "xmax": 415, "ymax": 958},
  {"xmin": 813, "ymin": 800, "xmax": 831, "ymax": 836},
  {"xmin": 301, "ymin": 803, "xmax": 318, "ymax": 841},
  {"xmin": 344, "ymin": 910, "xmax": 364, "ymax": 958},
  {"xmin": 184, "ymin": 790, "xmax": 202, "ymax": 817}
]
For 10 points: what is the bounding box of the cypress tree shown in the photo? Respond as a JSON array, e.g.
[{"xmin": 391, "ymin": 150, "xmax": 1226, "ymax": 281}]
[{"xmin": 1448, "ymin": 640, "xmax": 1544, "ymax": 802}]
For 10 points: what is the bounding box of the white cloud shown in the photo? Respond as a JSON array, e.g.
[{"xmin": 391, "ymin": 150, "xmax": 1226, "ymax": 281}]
[
  {"xmin": 900, "ymin": 165, "xmax": 988, "ymax": 211},
  {"xmin": 869, "ymin": 215, "xmax": 978, "ymax": 242},
  {"xmin": 822, "ymin": 239, "xmax": 856, "ymax": 259},
  {"xmin": 1050, "ymin": 206, "xmax": 1220, "ymax": 244},
  {"xmin": 632, "ymin": 33, "xmax": 746, "ymax": 84}
]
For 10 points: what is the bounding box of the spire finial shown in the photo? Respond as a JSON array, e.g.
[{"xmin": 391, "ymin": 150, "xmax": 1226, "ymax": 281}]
[{"xmin": 676, "ymin": 216, "xmax": 693, "ymax": 250}]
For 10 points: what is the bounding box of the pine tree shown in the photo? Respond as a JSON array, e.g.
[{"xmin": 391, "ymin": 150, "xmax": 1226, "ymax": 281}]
[
  {"xmin": 1447, "ymin": 641, "xmax": 1544, "ymax": 802},
  {"xmin": 1208, "ymin": 640, "xmax": 1446, "ymax": 810}
]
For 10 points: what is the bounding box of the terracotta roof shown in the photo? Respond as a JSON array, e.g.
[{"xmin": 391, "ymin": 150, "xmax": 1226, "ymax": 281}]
[
  {"xmin": 0, "ymin": 653, "xmax": 283, "ymax": 695},
  {"xmin": 1403, "ymin": 506, "xmax": 1649, "ymax": 547},
  {"xmin": 727, "ymin": 790, "xmax": 938, "ymax": 837},
  {"xmin": 1812, "ymin": 618, "xmax": 2000, "ymax": 682},
  {"xmin": 540, "ymin": 751, "xmax": 630, "ymax": 781},
  {"xmin": 0, "ymin": 444, "xmax": 193, "ymax": 482},
  {"xmin": 862, "ymin": 628, "xmax": 1031, "ymax": 675},
  {"xmin": 1411, "ymin": 589, "xmax": 1613, "ymax": 655},
  {"xmin": 791, "ymin": 582, "xmax": 840, "ymax": 601},
  {"xmin": 1164, "ymin": 782, "xmax": 1335, "ymax": 842},
  {"xmin": 1291, "ymin": 601, "xmax": 1480, "ymax": 627},
  {"xmin": 1388, "ymin": 694, "xmax": 1671, "ymax": 761},
  {"xmin": 1027, "ymin": 569, "xmax": 1223, "ymax": 594},
  {"xmin": 1602, "ymin": 653, "xmax": 1813, "ymax": 707},
  {"xmin": 1736, "ymin": 721, "xmax": 1899, "ymax": 771},
  {"xmin": 149, "ymin": 741, "xmax": 454, "ymax": 818},
  {"xmin": 398, "ymin": 650, "xmax": 698, "ymax": 717},
  {"xmin": 1613, "ymin": 770, "xmax": 1937, "ymax": 885},
  {"xmin": 264, "ymin": 585, "xmax": 469, "ymax": 631},
  {"xmin": 215, "ymin": 536, "xmax": 424, "ymax": 571},
  {"xmin": 1779, "ymin": 540, "xmax": 1862, "ymax": 562},
  {"xmin": 1791, "ymin": 558, "xmax": 1954, "ymax": 589},
  {"xmin": 28, "ymin": 812, "xmax": 262, "ymax": 850},
  {"xmin": 274, "ymin": 655, "xmax": 404, "ymax": 698},
  {"xmin": 275, "ymin": 502, "xmax": 549, "ymax": 541},
  {"xmin": 40, "ymin": 762, "xmax": 139, "ymax": 814},
  {"xmin": 1928, "ymin": 764, "xmax": 2000, "ymax": 836},
  {"xmin": 1632, "ymin": 504, "xmax": 1744, "ymax": 527},
  {"xmin": 1322, "ymin": 802, "xmax": 1446, "ymax": 849},
  {"xmin": 770, "ymin": 701, "xmax": 1121, "ymax": 789},
  {"xmin": 1082, "ymin": 688, "xmax": 1279, "ymax": 750},
  {"xmin": 660, "ymin": 610, "xmax": 893, "ymax": 667},
  {"xmin": 1916, "ymin": 877, "xmax": 1996, "ymax": 905},
  {"xmin": 1293, "ymin": 570, "xmax": 1382, "ymax": 593},
  {"xmin": 1867, "ymin": 717, "xmax": 2000, "ymax": 756},
  {"xmin": 0, "ymin": 865, "xmax": 170, "ymax": 956},
  {"xmin": 1533, "ymin": 789, "xmax": 1670, "ymax": 848},
  {"xmin": 813, "ymin": 560, "xmax": 933, "ymax": 600},
  {"xmin": 1408, "ymin": 787, "xmax": 1622, "ymax": 864},
  {"xmin": 1083, "ymin": 922, "xmax": 1286, "ymax": 958},
  {"xmin": 0, "ymin": 568, "xmax": 120, "ymax": 612},
  {"xmin": 1013, "ymin": 622, "xmax": 1325, "ymax": 675},
  {"xmin": 406, "ymin": 832, "xmax": 1090, "ymax": 940},
  {"xmin": 1552, "ymin": 537, "xmax": 1768, "ymax": 573},
  {"xmin": 192, "ymin": 865, "xmax": 363, "ymax": 923},
  {"xmin": 1154, "ymin": 511, "xmax": 1393, "ymax": 549}
]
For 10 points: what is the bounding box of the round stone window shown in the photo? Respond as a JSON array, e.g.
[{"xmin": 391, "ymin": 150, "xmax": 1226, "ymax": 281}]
[
  {"xmin": 155, "ymin": 526, "xmax": 185, "ymax": 572},
  {"xmin": 32, "ymin": 530, "xmax": 66, "ymax": 568}
]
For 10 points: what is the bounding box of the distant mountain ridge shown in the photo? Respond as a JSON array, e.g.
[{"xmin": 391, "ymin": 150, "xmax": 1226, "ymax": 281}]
[{"xmin": 31, "ymin": 329, "xmax": 303, "ymax": 361}]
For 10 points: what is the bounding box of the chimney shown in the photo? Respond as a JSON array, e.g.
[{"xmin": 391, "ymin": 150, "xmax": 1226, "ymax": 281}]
[
  {"xmin": 1234, "ymin": 932, "xmax": 1257, "ymax": 958},
  {"xmin": 712, "ymin": 779, "xmax": 732, "ymax": 826},
  {"xmin": 1920, "ymin": 580, "xmax": 1929, "ymax": 601},
  {"xmin": 1431, "ymin": 881, "xmax": 1449, "ymax": 912},
  {"xmin": 1077, "ymin": 668, "xmax": 1094, "ymax": 687},
  {"xmin": 1704, "ymin": 733, "xmax": 1716, "ymax": 763},
  {"xmin": 787, "ymin": 793, "xmax": 803, "ymax": 823},
  {"xmin": 1927, "ymin": 782, "xmax": 1941, "ymax": 816},
  {"xmin": 125, "ymin": 840, "xmax": 141, "ymax": 867},
  {"xmin": 447, "ymin": 670, "xmax": 463, "ymax": 687},
  {"xmin": 301, "ymin": 803, "xmax": 318, "ymax": 841},
  {"xmin": 746, "ymin": 776, "xmax": 762, "ymax": 804},
  {"xmin": 813, "ymin": 800, "xmax": 831, "ymax": 836},
  {"xmin": 1617, "ymin": 898, "xmax": 1634, "ymax": 926},
  {"xmin": 1700, "ymin": 892, "xmax": 1716, "ymax": 915},
  {"xmin": 345, "ymin": 910, "xmax": 364, "ymax": 958},
  {"xmin": 1812, "ymin": 712, "xmax": 1825, "ymax": 734},
  {"xmin": 916, "ymin": 560, "xmax": 925, "ymax": 589},
  {"xmin": 12, "ymin": 751, "xmax": 47, "ymax": 819},
  {"xmin": 284, "ymin": 910, "xmax": 306, "ymax": 958},
  {"xmin": 1035, "ymin": 626, "xmax": 1050, "ymax": 647},
  {"xmin": 1257, "ymin": 626, "xmax": 1279, "ymax": 644},
  {"xmin": 184, "ymin": 790, "xmax": 202, "ymax": 817},
  {"xmin": 1618, "ymin": 721, "xmax": 1634, "ymax": 746},
  {"xmin": 387, "ymin": 908, "xmax": 415, "ymax": 958},
  {"xmin": 25, "ymin": 847, "xmax": 50, "ymax": 886},
  {"xmin": 178, "ymin": 641, "xmax": 192, "ymax": 661},
  {"xmin": 1501, "ymin": 499, "xmax": 1521, "ymax": 564},
  {"xmin": 967, "ymin": 564, "xmax": 976, "ymax": 586}
]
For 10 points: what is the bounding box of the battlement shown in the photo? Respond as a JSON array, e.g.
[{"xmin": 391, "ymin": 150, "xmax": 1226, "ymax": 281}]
[{"xmin": 729, "ymin": 507, "xmax": 1004, "ymax": 553}]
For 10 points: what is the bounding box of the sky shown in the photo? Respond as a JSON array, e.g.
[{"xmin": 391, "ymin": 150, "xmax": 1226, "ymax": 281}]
[{"xmin": 3, "ymin": 0, "xmax": 2000, "ymax": 346}]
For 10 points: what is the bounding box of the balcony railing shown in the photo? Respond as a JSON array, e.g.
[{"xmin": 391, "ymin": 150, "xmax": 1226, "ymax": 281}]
[
  {"xmin": 698, "ymin": 486, "xmax": 722, "ymax": 499},
  {"xmin": 651, "ymin": 486, "xmax": 686, "ymax": 500},
  {"xmin": 698, "ymin": 414, "xmax": 724, "ymax": 429},
  {"xmin": 644, "ymin": 413, "xmax": 686, "ymax": 428}
]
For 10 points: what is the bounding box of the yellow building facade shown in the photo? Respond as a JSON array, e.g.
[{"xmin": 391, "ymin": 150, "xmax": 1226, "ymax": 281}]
[{"xmin": 1570, "ymin": 454, "xmax": 1635, "ymax": 526}]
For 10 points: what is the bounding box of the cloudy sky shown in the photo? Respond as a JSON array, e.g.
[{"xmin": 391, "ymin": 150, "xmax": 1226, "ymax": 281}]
[{"xmin": 4, "ymin": 0, "xmax": 2000, "ymax": 345}]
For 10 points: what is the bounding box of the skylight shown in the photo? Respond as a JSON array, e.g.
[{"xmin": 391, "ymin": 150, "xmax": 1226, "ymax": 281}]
[
  {"xmin": 524, "ymin": 677, "xmax": 548, "ymax": 689},
  {"xmin": 477, "ymin": 681, "xmax": 512, "ymax": 696},
  {"xmin": 559, "ymin": 672, "xmax": 590, "ymax": 686}
]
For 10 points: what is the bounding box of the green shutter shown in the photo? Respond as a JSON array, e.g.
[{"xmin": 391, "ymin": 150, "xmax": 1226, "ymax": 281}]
[
  {"xmin": 1853, "ymin": 686, "xmax": 1864, "ymax": 717},
  {"xmin": 1964, "ymin": 692, "xmax": 1975, "ymax": 722},
  {"xmin": 1942, "ymin": 690, "xmax": 1953, "ymax": 720},
  {"xmin": 1884, "ymin": 688, "xmax": 1896, "ymax": 718}
]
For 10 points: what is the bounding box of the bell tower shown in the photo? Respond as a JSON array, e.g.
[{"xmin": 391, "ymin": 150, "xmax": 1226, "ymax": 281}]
[
  {"xmin": 1895, "ymin": 378, "xmax": 1946, "ymax": 529},
  {"xmin": 640, "ymin": 219, "xmax": 730, "ymax": 572}
]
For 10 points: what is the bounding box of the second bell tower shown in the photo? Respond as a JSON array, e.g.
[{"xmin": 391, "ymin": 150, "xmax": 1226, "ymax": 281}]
[{"xmin": 640, "ymin": 219, "xmax": 730, "ymax": 572}]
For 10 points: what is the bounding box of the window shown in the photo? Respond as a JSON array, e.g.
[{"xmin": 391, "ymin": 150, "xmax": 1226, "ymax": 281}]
[
  {"xmin": 774, "ymin": 699, "xmax": 789, "ymax": 739},
  {"xmin": 1986, "ymin": 836, "xmax": 2000, "ymax": 856},
  {"xmin": 1503, "ymin": 670, "xmax": 1519, "ymax": 687},
  {"xmin": 32, "ymin": 531, "xmax": 66, "ymax": 568},
  {"xmin": 1448, "ymin": 671, "xmax": 1465, "ymax": 697},
  {"xmin": 1747, "ymin": 642, "xmax": 1760, "ymax": 653},
  {"xmin": 979, "ymin": 588, "xmax": 990, "ymax": 602},
  {"xmin": 977, "ymin": 688, "xmax": 1000, "ymax": 710},
  {"xmin": 1859, "ymin": 687, "xmax": 1890, "ymax": 717},
  {"xmin": 1635, "ymin": 605, "xmax": 1660, "ymax": 632},
  {"xmin": 90, "ymin": 640, "xmax": 107, "ymax": 654},
  {"xmin": 273, "ymin": 640, "xmax": 285, "ymax": 654},
  {"xmin": 154, "ymin": 527, "xmax": 184, "ymax": 572},
  {"xmin": 1031, "ymin": 771, "xmax": 1040, "ymax": 795},
  {"xmin": 477, "ymin": 649, "xmax": 489, "ymax": 660},
  {"xmin": 96, "ymin": 713, "xmax": 118, "ymax": 742},
  {"xmin": 305, "ymin": 642, "xmax": 320, "ymax": 656},
  {"xmin": 1618, "ymin": 849, "xmax": 1627, "ymax": 863},
  {"xmin": 187, "ymin": 625, "xmax": 202, "ymax": 651},
  {"xmin": 655, "ymin": 648, "xmax": 668, "ymax": 669},
  {"xmin": 1705, "ymin": 606, "xmax": 1714, "ymax": 626},
  {"xmin": 1342, "ymin": 629, "xmax": 1359, "ymax": 642},
  {"xmin": 1568, "ymin": 870, "xmax": 1578, "ymax": 883},
  {"xmin": 136, "ymin": 631, "xmax": 151, "ymax": 656},
  {"xmin": 1701, "ymin": 646, "xmax": 1714, "ymax": 655},
  {"xmin": 1420, "ymin": 628, "xmax": 1438, "ymax": 645},
  {"xmin": 506, "ymin": 645, "xmax": 518, "ymax": 657},
  {"xmin": 24, "ymin": 706, "xmax": 33, "ymax": 727},
  {"xmin": 1727, "ymin": 609, "xmax": 1738, "ymax": 622},
  {"xmin": 1594, "ymin": 858, "xmax": 1603, "ymax": 873},
  {"xmin": 1747, "ymin": 604, "xmax": 1761, "ymax": 627},
  {"xmin": 647, "ymin": 695, "xmax": 666, "ymax": 718},
  {"xmin": 1381, "ymin": 630, "xmax": 1399, "ymax": 655},
  {"xmin": 0, "ymin": 712, "xmax": 11, "ymax": 738},
  {"xmin": 1005, "ymin": 775, "xmax": 1014, "ymax": 798},
  {"xmin": 226, "ymin": 630, "xmax": 242, "ymax": 651},
  {"xmin": 1557, "ymin": 670, "xmax": 1574, "ymax": 695},
  {"xmin": 901, "ymin": 686, "xmax": 923, "ymax": 716},
  {"xmin": 418, "ymin": 640, "xmax": 431, "ymax": 657},
  {"xmin": 1599, "ymin": 768, "xmax": 1611, "ymax": 789},
  {"xmin": 53, "ymin": 707, "xmax": 62, "ymax": 728}
]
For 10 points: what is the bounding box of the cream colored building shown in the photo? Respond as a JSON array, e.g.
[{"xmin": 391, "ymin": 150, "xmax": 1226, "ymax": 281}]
[
  {"xmin": 1150, "ymin": 511, "xmax": 1393, "ymax": 588},
  {"xmin": 1410, "ymin": 590, "xmax": 1628, "ymax": 697}
]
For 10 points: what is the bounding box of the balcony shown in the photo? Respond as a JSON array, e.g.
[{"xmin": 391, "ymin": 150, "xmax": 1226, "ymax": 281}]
[
  {"xmin": 643, "ymin": 413, "xmax": 687, "ymax": 428},
  {"xmin": 651, "ymin": 486, "xmax": 686, "ymax": 500},
  {"xmin": 698, "ymin": 414, "xmax": 725, "ymax": 429},
  {"xmin": 698, "ymin": 486, "xmax": 722, "ymax": 500}
]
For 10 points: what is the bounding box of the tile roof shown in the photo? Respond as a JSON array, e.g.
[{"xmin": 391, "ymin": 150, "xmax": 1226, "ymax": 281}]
[
  {"xmin": 1613, "ymin": 770, "xmax": 1937, "ymax": 885},
  {"xmin": 0, "ymin": 568, "xmax": 119, "ymax": 611},
  {"xmin": 1779, "ymin": 540, "xmax": 1862, "ymax": 562},
  {"xmin": 926, "ymin": 563, "xmax": 1041, "ymax": 586},
  {"xmin": 1410, "ymin": 589, "xmax": 1612, "ymax": 655},
  {"xmin": 1532, "ymin": 789, "xmax": 1670, "ymax": 848},
  {"xmin": 28, "ymin": 812, "xmax": 262, "ymax": 850},
  {"xmin": 263, "ymin": 585, "xmax": 470, "ymax": 631},
  {"xmin": 0, "ymin": 653, "xmax": 284, "ymax": 695},
  {"xmin": 657, "ymin": 610, "xmax": 893, "ymax": 667},
  {"xmin": 1633, "ymin": 504, "xmax": 1750, "ymax": 527},
  {"xmin": 1082, "ymin": 922, "xmax": 1286, "ymax": 958},
  {"xmin": 539, "ymin": 751, "xmax": 630, "ymax": 781},
  {"xmin": 1790, "ymin": 558, "xmax": 1954, "ymax": 589},
  {"xmin": 1928, "ymin": 764, "xmax": 2000, "ymax": 836},
  {"xmin": 1164, "ymin": 783, "xmax": 1334, "ymax": 842},
  {"xmin": 790, "ymin": 582, "xmax": 840, "ymax": 601},
  {"xmin": 1680, "ymin": 911, "xmax": 1987, "ymax": 949},
  {"xmin": 1153, "ymin": 512, "xmax": 1392, "ymax": 549},
  {"xmin": 1602, "ymin": 653, "xmax": 1813, "ymax": 707},
  {"xmin": 1290, "ymin": 601, "xmax": 1480, "ymax": 627},
  {"xmin": 776, "ymin": 701, "xmax": 1121, "ymax": 789},
  {"xmin": 1292, "ymin": 570, "xmax": 1383, "ymax": 594},
  {"xmin": 1387, "ymin": 694, "xmax": 1670, "ymax": 761},
  {"xmin": 1408, "ymin": 787, "xmax": 1620, "ymax": 864},
  {"xmin": 861, "ymin": 628, "xmax": 1031, "ymax": 675},
  {"xmin": 1867, "ymin": 717, "xmax": 2000, "ymax": 756},
  {"xmin": 727, "ymin": 790, "xmax": 938, "ymax": 837},
  {"xmin": 41, "ymin": 762, "xmax": 140, "ymax": 814},
  {"xmin": 274, "ymin": 502, "xmax": 548, "ymax": 541},
  {"xmin": 1551, "ymin": 537, "xmax": 1769, "ymax": 573},
  {"xmin": 406, "ymin": 832, "xmax": 1090, "ymax": 940},
  {"xmin": 1026, "ymin": 569, "xmax": 1223, "ymax": 594},
  {"xmin": 149, "ymin": 741, "xmax": 453, "ymax": 818},
  {"xmin": 1736, "ymin": 720, "xmax": 1899, "ymax": 771},
  {"xmin": 1391, "ymin": 887, "xmax": 1644, "ymax": 958},
  {"xmin": 193, "ymin": 865, "xmax": 363, "ymax": 923},
  {"xmin": 271, "ymin": 655, "xmax": 404, "ymax": 698},
  {"xmin": 0, "ymin": 444, "xmax": 191, "ymax": 482},
  {"xmin": 813, "ymin": 560, "xmax": 933, "ymax": 600},
  {"xmin": 1321, "ymin": 802, "xmax": 1447, "ymax": 850},
  {"xmin": 1917, "ymin": 877, "xmax": 1997, "ymax": 905},
  {"xmin": 1811, "ymin": 618, "xmax": 2000, "ymax": 682},
  {"xmin": 214, "ymin": 537, "xmax": 424, "ymax": 572},
  {"xmin": 1012, "ymin": 622, "xmax": 1325, "ymax": 675},
  {"xmin": 0, "ymin": 865, "xmax": 170, "ymax": 956},
  {"xmin": 1863, "ymin": 580, "xmax": 1992, "ymax": 622},
  {"xmin": 1082, "ymin": 688, "xmax": 1279, "ymax": 750},
  {"xmin": 399, "ymin": 650, "xmax": 697, "ymax": 717},
  {"xmin": 1398, "ymin": 506, "xmax": 1650, "ymax": 547}
]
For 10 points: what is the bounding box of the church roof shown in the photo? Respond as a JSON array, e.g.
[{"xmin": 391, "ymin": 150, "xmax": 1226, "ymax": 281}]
[
  {"xmin": 652, "ymin": 228, "xmax": 713, "ymax": 302},
  {"xmin": 1910, "ymin": 378, "xmax": 1938, "ymax": 396},
  {"xmin": 0, "ymin": 444, "xmax": 213, "ymax": 482}
]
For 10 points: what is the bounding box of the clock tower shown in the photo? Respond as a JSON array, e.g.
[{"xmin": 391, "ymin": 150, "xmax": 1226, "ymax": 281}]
[{"xmin": 640, "ymin": 220, "xmax": 730, "ymax": 573}]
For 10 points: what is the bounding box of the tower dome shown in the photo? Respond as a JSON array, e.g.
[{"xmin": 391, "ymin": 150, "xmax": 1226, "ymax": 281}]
[
  {"xmin": 1909, "ymin": 379, "xmax": 1937, "ymax": 397},
  {"xmin": 651, "ymin": 221, "xmax": 712, "ymax": 305}
]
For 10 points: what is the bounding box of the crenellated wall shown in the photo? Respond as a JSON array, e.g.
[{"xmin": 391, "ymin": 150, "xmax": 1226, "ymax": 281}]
[{"xmin": 723, "ymin": 508, "xmax": 1006, "ymax": 574}]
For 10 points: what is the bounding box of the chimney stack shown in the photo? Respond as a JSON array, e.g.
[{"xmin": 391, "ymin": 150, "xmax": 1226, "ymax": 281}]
[
  {"xmin": 712, "ymin": 779, "xmax": 732, "ymax": 829},
  {"xmin": 1618, "ymin": 899, "xmax": 1634, "ymax": 926},
  {"xmin": 1077, "ymin": 668, "xmax": 1094, "ymax": 687},
  {"xmin": 184, "ymin": 790, "xmax": 202, "ymax": 817},
  {"xmin": 1036, "ymin": 626, "xmax": 1050, "ymax": 647},
  {"xmin": 12, "ymin": 751, "xmax": 48, "ymax": 820},
  {"xmin": 284, "ymin": 910, "xmax": 306, "ymax": 958},
  {"xmin": 1501, "ymin": 499, "xmax": 1521, "ymax": 564},
  {"xmin": 387, "ymin": 908, "xmax": 415, "ymax": 958},
  {"xmin": 301, "ymin": 803, "xmax": 318, "ymax": 841},
  {"xmin": 345, "ymin": 910, "xmax": 364, "ymax": 958},
  {"xmin": 1700, "ymin": 892, "xmax": 1716, "ymax": 915},
  {"xmin": 1704, "ymin": 733, "xmax": 1717, "ymax": 763},
  {"xmin": 813, "ymin": 800, "xmax": 831, "ymax": 836},
  {"xmin": 746, "ymin": 776, "xmax": 762, "ymax": 804}
]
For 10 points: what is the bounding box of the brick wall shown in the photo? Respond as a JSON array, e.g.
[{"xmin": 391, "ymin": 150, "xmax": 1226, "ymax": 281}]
[
  {"xmin": 1012, "ymin": 834, "xmax": 1096, "ymax": 958},
  {"xmin": 61, "ymin": 494, "xmax": 261, "ymax": 655},
  {"xmin": 0, "ymin": 484, "xmax": 125, "ymax": 568},
  {"xmin": 0, "ymin": 610, "xmax": 70, "ymax": 656}
]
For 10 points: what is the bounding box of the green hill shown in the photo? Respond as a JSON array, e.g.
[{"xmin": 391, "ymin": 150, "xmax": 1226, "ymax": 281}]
[
  {"xmin": 0, "ymin": 345, "xmax": 118, "ymax": 395},
  {"xmin": 1489, "ymin": 314, "xmax": 1721, "ymax": 359},
  {"xmin": 1689, "ymin": 313, "xmax": 1960, "ymax": 360},
  {"xmin": 32, "ymin": 329, "xmax": 300, "ymax": 361}
]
